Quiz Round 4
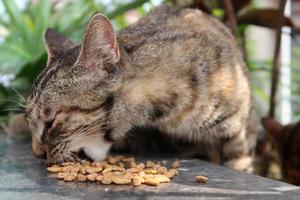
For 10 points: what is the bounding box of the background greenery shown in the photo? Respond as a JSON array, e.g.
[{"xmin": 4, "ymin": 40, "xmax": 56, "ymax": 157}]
[
  {"xmin": 0, "ymin": 0, "xmax": 299, "ymax": 126},
  {"xmin": 0, "ymin": 0, "xmax": 162, "ymax": 123}
]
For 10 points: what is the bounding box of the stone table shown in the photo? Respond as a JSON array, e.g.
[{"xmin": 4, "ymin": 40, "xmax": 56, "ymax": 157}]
[{"xmin": 0, "ymin": 134, "xmax": 300, "ymax": 200}]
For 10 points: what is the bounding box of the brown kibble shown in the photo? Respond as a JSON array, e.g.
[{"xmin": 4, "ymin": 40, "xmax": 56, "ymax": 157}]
[
  {"xmin": 132, "ymin": 175, "xmax": 145, "ymax": 187},
  {"xmin": 144, "ymin": 169, "xmax": 158, "ymax": 175},
  {"xmin": 64, "ymin": 173, "xmax": 76, "ymax": 182},
  {"xmin": 93, "ymin": 161, "xmax": 103, "ymax": 168},
  {"xmin": 171, "ymin": 169, "xmax": 179, "ymax": 175},
  {"xmin": 165, "ymin": 169, "xmax": 178, "ymax": 179},
  {"xmin": 126, "ymin": 168, "xmax": 138, "ymax": 174},
  {"xmin": 94, "ymin": 167, "xmax": 103, "ymax": 173},
  {"xmin": 62, "ymin": 162, "xmax": 75, "ymax": 166},
  {"xmin": 96, "ymin": 175, "xmax": 103, "ymax": 182},
  {"xmin": 112, "ymin": 171, "xmax": 125, "ymax": 176},
  {"xmin": 77, "ymin": 174, "xmax": 87, "ymax": 182},
  {"xmin": 71, "ymin": 166, "xmax": 80, "ymax": 173},
  {"xmin": 117, "ymin": 162, "xmax": 125, "ymax": 168},
  {"xmin": 47, "ymin": 166, "xmax": 62, "ymax": 173},
  {"xmin": 57, "ymin": 172, "xmax": 65, "ymax": 179},
  {"xmin": 101, "ymin": 174, "xmax": 112, "ymax": 184},
  {"xmin": 62, "ymin": 166, "xmax": 74, "ymax": 173},
  {"xmin": 146, "ymin": 161, "xmax": 155, "ymax": 168},
  {"xmin": 124, "ymin": 172, "xmax": 134, "ymax": 179},
  {"xmin": 196, "ymin": 175, "xmax": 208, "ymax": 183},
  {"xmin": 138, "ymin": 171, "xmax": 146, "ymax": 178},
  {"xmin": 144, "ymin": 178, "xmax": 160, "ymax": 186},
  {"xmin": 123, "ymin": 157, "xmax": 135, "ymax": 163},
  {"xmin": 86, "ymin": 167, "xmax": 96, "ymax": 174},
  {"xmin": 112, "ymin": 166, "xmax": 125, "ymax": 172},
  {"xmin": 153, "ymin": 164, "xmax": 161, "ymax": 170},
  {"xmin": 46, "ymin": 156, "xmax": 179, "ymax": 186},
  {"xmin": 108, "ymin": 156, "xmax": 118, "ymax": 164},
  {"xmin": 153, "ymin": 174, "xmax": 170, "ymax": 183},
  {"xmin": 132, "ymin": 179, "xmax": 141, "ymax": 187},
  {"xmin": 82, "ymin": 161, "xmax": 91, "ymax": 166},
  {"xmin": 157, "ymin": 166, "xmax": 168, "ymax": 174},
  {"xmin": 80, "ymin": 167, "xmax": 87, "ymax": 175},
  {"xmin": 144, "ymin": 174, "xmax": 154, "ymax": 179},
  {"xmin": 172, "ymin": 160, "xmax": 180, "ymax": 169},
  {"xmin": 112, "ymin": 176, "xmax": 132, "ymax": 185},
  {"xmin": 136, "ymin": 163, "xmax": 145, "ymax": 171},
  {"xmin": 129, "ymin": 161, "xmax": 136, "ymax": 168},
  {"xmin": 102, "ymin": 165, "xmax": 113, "ymax": 173},
  {"xmin": 87, "ymin": 173, "xmax": 98, "ymax": 181}
]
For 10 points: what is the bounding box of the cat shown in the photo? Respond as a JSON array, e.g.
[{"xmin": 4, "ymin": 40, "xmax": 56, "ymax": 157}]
[
  {"xmin": 25, "ymin": 5, "xmax": 256, "ymax": 172},
  {"xmin": 262, "ymin": 117, "xmax": 300, "ymax": 185}
]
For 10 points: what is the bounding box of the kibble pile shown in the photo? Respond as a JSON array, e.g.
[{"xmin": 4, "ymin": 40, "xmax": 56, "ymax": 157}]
[{"xmin": 47, "ymin": 156, "xmax": 180, "ymax": 187}]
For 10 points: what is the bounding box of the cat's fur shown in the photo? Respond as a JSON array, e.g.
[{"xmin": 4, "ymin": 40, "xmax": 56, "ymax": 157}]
[
  {"xmin": 25, "ymin": 5, "xmax": 256, "ymax": 172},
  {"xmin": 262, "ymin": 117, "xmax": 300, "ymax": 185}
]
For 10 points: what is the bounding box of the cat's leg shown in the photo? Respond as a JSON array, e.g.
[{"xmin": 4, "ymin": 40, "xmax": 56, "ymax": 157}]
[
  {"xmin": 221, "ymin": 124, "xmax": 256, "ymax": 173},
  {"xmin": 206, "ymin": 140, "xmax": 222, "ymax": 165}
]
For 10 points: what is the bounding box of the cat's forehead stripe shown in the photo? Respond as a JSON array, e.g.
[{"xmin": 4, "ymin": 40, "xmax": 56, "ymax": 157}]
[
  {"xmin": 29, "ymin": 62, "xmax": 61, "ymax": 107},
  {"xmin": 28, "ymin": 47, "xmax": 80, "ymax": 108}
]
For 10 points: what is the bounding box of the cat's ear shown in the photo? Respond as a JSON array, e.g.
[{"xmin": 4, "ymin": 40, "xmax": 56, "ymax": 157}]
[
  {"xmin": 261, "ymin": 117, "xmax": 284, "ymax": 141},
  {"xmin": 44, "ymin": 28, "xmax": 76, "ymax": 63},
  {"xmin": 76, "ymin": 13, "xmax": 120, "ymax": 69}
]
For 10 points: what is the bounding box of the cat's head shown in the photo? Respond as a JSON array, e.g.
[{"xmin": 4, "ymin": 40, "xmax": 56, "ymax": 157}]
[
  {"xmin": 25, "ymin": 13, "xmax": 121, "ymax": 164},
  {"xmin": 262, "ymin": 117, "xmax": 300, "ymax": 185}
]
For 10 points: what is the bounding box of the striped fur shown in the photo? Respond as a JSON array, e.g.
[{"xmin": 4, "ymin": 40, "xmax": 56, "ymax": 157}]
[{"xmin": 26, "ymin": 5, "xmax": 256, "ymax": 171}]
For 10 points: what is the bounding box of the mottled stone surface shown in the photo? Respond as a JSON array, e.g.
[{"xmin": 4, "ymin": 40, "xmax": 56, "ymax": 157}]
[{"xmin": 0, "ymin": 134, "xmax": 299, "ymax": 200}]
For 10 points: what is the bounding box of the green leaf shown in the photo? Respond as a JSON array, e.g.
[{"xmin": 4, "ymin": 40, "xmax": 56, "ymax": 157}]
[
  {"xmin": 107, "ymin": 0, "xmax": 150, "ymax": 19},
  {"xmin": 253, "ymin": 87, "xmax": 269, "ymax": 102},
  {"xmin": 33, "ymin": 0, "xmax": 51, "ymax": 53},
  {"xmin": 2, "ymin": 0, "xmax": 32, "ymax": 48}
]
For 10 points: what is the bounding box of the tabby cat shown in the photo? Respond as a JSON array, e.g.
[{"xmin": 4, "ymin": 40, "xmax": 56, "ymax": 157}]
[
  {"xmin": 262, "ymin": 117, "xmax": 300, "ymax": 185},
  {"xmin": 25, "ymin": 5, "xmax": 256, "ymax": 172}
]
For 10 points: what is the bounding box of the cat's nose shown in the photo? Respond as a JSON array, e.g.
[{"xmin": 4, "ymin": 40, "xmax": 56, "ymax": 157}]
[{"xmin": 32, "ymin": 138, "xmax": 46, "ymax": 159}]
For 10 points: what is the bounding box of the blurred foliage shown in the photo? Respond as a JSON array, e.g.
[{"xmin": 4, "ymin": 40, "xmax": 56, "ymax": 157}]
[
  {"xmin": 291, "ymin": 45, "xmax": 300, "ymax": 119},
  {"xmin": 0, "ymin": 0, "xmax": 298, "ymax": 125},
  {"xmin": 0, "ymin": 0, "xmax": 156, "ymax": 123}
]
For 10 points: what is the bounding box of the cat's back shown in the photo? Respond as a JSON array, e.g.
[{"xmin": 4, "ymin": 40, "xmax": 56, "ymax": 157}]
[
  {"xmin": 117, "ymin": 5, "xmax": 243, "ymax": 74},
  {"xmin": 118, "ymin": 5, "xmax": 235, "ymax": 58}
]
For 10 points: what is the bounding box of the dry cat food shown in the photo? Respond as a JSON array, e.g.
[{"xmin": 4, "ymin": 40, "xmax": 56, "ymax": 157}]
[
  {"xmin": 47, "ymin": 156, "xmax": 179, "ymax": 187},
  {"xmin": 195, "ymin": 175, "xmax": 208, "ymax": 183}
]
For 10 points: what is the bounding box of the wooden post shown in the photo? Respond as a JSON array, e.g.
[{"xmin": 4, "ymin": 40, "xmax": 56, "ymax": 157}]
[
  {"xmin": 268, "ymin": 0, "xmax": 288, "ymax": 118},
  {"xmin": 261, "ymin": 0, "xmax": 288, "ymax": 178},
  {"xmin": 223, "ymin": 0, "xmax": 237, "ymax": 35}
]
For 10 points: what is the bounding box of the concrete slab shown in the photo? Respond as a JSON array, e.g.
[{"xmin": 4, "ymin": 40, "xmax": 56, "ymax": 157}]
[{"xmin": 0, "ymin": 134, "xmax": 299, "ymax": 200}]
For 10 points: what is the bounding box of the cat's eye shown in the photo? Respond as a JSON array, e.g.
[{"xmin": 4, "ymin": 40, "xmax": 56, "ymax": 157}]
[
  {"xmin": 45, "ymin": 120, "xmax": 54, "ymax": 130},
  {"xmin": 42, "ymin": 120, "xmax": 54, "ymax": 143}
]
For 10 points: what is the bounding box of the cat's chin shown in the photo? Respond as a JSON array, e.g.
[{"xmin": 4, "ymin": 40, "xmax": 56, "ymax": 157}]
[{"xmin": 83, "ymin": 142, "xmax": 112, "ymax": 161}]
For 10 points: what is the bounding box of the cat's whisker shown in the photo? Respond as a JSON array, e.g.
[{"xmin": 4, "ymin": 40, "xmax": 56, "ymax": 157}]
[
  {"xmin": 68, "ymin": 115, "xmax": 121, "ymax": 142},
  {"xmin": 72, "ymin": 117, "xmax": 101, "ymax": 135},
  {"xmin": 67, "ymin": 125, "xmax": 103, "ymax": 143},
  {"xmin": 8, "ymin": 86, "xmax": 26, "ymax": 103},
  {"xmin": 68, "ymin": 126, "xmax": 103, "ymax": 144},
  {"xmin": 0, "ymin": 108, "xmax": 24, "ymax": 112},
  {"xmin": 70, "ymin": 152, "xmax": 81, "ymax": 162},
  {"xmin": 69, "ymin": 117, "xmax": 104, "ymax": 138},
  {"xmin": 0, "ymin": 99, "xmax": 26, "ymax": 108},
  {"xmin": 68, "ymin": 122, "xmax": 101, "ymax": 140}
]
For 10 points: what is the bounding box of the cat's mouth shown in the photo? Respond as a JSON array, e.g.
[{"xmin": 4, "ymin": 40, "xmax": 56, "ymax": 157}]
[
  {"xmin": 45, "ymin": 148, "xmax": 93, "ymax": 165},
  {"xmin": 45, "ymin": 137, "xmax": 112, "ymax": 164},
  {"xmin": 76, "ymin": 148, "xmax": 93, "ymax": 162}
]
